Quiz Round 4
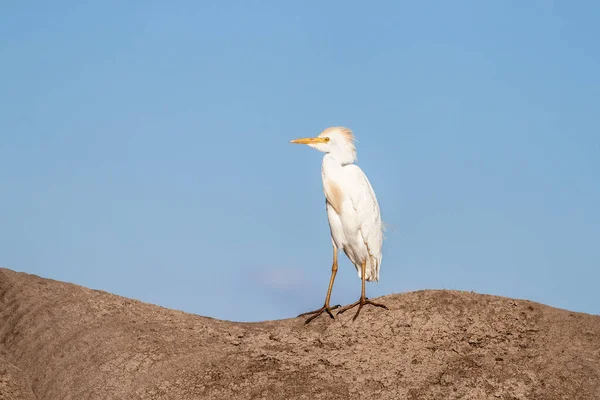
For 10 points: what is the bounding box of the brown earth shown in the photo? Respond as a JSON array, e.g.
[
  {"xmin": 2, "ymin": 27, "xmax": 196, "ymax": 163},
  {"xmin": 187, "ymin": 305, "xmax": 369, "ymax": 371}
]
[{"xmin": 0, "ymin": 268, "xmax": 599, "ymax": 400}]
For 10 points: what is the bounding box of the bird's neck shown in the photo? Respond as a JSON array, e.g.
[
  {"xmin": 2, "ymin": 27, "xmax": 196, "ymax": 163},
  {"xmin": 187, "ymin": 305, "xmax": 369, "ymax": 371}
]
[{"xmin": 324, "ymin": 148, "xmax": 356, "ymax": 166}]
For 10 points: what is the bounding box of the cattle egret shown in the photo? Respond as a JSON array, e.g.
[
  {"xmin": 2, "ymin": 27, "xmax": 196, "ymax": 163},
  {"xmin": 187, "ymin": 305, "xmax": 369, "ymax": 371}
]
[{"xmin": 290, "ymin": 127, "xmax": 387, "ymax": 323}]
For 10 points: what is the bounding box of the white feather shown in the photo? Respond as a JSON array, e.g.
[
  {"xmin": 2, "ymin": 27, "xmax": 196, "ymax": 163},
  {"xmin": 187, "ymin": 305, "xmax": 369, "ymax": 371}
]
[
  {"xmin": 291, "ymin": 126, "xmax": 384, "ymax": 283},
  {"xmin": 323, "ymin": 161, "xmax": 383, "ymax": 282},
  {"xmin": 315, "ymin": 128, "xmax": 383, "ymax": 282}
]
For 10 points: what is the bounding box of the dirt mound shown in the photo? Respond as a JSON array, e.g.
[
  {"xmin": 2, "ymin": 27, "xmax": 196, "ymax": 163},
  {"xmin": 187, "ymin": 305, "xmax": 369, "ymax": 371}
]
[{"xmin": 0, "ymin": 268, "xmax": 598, "ymax": 399}]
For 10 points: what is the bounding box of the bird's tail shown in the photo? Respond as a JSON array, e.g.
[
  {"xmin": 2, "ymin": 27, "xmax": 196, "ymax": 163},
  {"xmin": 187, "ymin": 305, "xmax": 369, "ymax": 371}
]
[{"xmin": 363, "ymin": 255, "xmax": 380, "ymax": 282}]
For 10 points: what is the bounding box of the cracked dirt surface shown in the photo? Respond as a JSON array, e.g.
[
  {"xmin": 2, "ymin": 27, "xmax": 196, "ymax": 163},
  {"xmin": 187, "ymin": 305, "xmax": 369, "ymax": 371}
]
[{"xmin": 1, "ymin": 268, "xmax": 599, "ymax": 399}]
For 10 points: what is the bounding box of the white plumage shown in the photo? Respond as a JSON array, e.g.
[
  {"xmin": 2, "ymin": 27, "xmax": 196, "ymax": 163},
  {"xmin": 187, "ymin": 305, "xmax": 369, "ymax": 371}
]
[
  {"xmin": 323, "ymin": 154, "xmax": 383, "ymax": 282},
  {"xmin": 291, "ymin": 126, "xmax": 387, "ymax": 323}
]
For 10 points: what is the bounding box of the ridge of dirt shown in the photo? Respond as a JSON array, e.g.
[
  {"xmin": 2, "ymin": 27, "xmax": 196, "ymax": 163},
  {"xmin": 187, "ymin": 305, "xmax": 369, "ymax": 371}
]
[{"xmin": 0, "ymin": 268, "xmax": 599, "ymax": 400}]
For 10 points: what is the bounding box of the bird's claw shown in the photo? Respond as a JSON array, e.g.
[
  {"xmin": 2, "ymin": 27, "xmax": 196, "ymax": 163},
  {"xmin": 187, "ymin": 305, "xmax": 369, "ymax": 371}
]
[
  {"xmin": 298, "ymin": 304, "xmax": 341, "ymax": 324},
  {"xmin": 337, "ymin": 297, "xmax": 388, "ymax": 321}
]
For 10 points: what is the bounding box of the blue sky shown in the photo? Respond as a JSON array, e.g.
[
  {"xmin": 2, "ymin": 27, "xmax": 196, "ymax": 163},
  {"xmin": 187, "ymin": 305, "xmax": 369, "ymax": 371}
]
[{"xmin": 1, "ymin": 1, "xmax": 599, "ymax": 322}]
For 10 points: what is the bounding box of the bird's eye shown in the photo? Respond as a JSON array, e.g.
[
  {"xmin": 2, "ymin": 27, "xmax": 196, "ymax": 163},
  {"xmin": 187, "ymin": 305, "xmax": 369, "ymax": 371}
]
[{"xmin": 324, "ymin": 137, "xmax": 330, "ymax": 142}]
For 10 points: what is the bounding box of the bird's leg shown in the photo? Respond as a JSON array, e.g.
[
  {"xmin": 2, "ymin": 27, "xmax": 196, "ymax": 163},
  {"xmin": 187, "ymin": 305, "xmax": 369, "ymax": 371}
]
[
  {"xmin": 337, "ymin": 259, "xmax": 388, "ymax": 321},
  {"xmin": 298, "ymin": 248, "xmax": 341, "ymax": 324}
]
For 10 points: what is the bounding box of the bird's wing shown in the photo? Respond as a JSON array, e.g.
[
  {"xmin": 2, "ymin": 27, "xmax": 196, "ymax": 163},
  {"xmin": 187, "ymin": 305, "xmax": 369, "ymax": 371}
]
[{"xmin": 344, "ymin": 164, "xmax": 383, "ymax": 278}]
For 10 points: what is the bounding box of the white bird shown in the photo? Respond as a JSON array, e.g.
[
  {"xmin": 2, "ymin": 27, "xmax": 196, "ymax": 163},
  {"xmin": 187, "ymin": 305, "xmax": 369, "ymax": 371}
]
[{"xmin": 290, "ymin": 126, "xmax": 388, "ymax": 323}]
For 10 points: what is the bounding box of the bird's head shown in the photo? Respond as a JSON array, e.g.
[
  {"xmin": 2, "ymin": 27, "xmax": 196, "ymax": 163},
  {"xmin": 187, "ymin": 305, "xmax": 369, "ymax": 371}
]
[{"xmin": 290, "ymin": 126, "xmax": 357, "ymax": 164}]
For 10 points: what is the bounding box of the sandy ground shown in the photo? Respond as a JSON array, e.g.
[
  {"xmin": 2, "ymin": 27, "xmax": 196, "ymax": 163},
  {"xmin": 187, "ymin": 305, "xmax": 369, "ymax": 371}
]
[{"xmin": 1, "ymin": 268, "xmax": 599, "ymax": 400}]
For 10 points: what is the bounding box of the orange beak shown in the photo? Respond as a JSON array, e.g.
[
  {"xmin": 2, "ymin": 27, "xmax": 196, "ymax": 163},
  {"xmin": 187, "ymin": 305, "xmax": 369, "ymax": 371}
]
[{"xmin": 289, "ymin": 137, "xmax": 328, "ymax": 145}]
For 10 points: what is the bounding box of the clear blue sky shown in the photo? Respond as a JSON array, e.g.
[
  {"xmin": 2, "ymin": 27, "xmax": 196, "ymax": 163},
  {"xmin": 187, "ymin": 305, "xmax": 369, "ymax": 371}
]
[{"xmin": 1, "ymin": 1, "xmax": 599, "ymax": 322}]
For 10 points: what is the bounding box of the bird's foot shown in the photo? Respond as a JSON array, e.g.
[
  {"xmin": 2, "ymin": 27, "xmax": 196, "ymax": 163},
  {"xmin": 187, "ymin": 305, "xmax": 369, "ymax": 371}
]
[
  {"xmin": 337, "ymin": 297, "xmax": 388, "ymax": 321},
  {"xmin": 298, "ymin": 304, "xmax": 341, "ymax": 325}
]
